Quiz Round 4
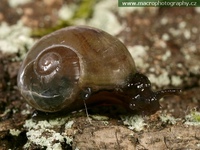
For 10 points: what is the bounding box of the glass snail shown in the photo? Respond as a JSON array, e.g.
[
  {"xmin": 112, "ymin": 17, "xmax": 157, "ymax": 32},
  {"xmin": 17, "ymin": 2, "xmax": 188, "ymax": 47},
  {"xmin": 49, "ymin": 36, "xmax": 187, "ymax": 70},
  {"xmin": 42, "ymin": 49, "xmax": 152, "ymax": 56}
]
[{"xmin": 17, "ymin": 26, "xmax": 181, "ymax": 115}]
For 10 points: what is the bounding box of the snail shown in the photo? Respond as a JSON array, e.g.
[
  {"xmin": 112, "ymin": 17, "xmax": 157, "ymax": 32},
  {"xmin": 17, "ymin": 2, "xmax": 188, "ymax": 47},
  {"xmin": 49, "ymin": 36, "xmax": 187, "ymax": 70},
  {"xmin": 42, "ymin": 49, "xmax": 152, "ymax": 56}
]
[{"xmin": 17, "ymin": 26, "xmax": 181, "ymax": 115}]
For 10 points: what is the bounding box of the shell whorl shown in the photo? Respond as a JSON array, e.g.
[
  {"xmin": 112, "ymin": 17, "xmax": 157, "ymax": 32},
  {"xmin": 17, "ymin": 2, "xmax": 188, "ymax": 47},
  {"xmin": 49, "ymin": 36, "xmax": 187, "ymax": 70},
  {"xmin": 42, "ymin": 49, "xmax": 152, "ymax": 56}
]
[
  {"xmin": 34, "ymin": 47, "xmax": 61, "ymax": 82},
  {"xmin": 18, "ymin": 45, "xmax": 81, "ymax": 112}
]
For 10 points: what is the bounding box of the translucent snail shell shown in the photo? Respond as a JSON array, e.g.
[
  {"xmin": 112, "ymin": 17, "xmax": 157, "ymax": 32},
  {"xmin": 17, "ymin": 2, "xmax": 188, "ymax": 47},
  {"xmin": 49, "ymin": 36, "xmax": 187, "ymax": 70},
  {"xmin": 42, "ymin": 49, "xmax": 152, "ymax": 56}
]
[{"xmin": 17, "ymin": 26, "xmax": 181, "ymax": 114}]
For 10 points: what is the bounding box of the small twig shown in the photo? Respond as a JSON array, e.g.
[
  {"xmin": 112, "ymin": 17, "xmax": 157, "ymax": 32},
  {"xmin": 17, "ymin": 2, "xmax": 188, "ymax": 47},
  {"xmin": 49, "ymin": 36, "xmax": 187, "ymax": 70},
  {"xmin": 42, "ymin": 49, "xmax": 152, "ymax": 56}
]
[{"xmin": 83, "ymin": 99, "xmax": 92, "ymax": 124}]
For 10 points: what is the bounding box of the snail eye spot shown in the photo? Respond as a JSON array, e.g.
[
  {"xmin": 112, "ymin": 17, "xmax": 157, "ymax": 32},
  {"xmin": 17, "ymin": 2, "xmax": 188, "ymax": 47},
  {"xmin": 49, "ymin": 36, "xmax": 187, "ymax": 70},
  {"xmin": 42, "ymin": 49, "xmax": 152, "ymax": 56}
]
[{"xmin": 81, "ymin": 87, "xmax": 92, "ymax": 100}]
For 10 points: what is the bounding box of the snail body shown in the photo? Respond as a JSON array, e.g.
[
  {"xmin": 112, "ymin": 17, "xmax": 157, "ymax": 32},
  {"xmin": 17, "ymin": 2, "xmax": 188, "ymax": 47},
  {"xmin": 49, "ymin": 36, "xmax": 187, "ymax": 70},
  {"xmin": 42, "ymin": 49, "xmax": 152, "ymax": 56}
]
[{"xmin": 18, "ymin": 26, "xmax": 181, "ymax": 114}]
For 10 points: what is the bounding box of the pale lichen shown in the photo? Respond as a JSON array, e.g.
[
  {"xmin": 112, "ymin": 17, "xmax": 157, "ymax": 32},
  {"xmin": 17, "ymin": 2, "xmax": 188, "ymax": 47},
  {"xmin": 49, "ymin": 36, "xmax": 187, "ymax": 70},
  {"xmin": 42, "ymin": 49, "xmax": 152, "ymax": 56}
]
[
  {"xmin": 87, "ymin": 0, "xmax": 123, "ymax": 35},
  {"xmin": 148, "ymin": 72, "xmax": 170, "ymax": 88},
  {"xmin": 23, "ymin": 116, "xmax": 74, "ymax": 149},
  {"xmin": 120, "ymin": 115, "xmax": 146, "ymax": 131},
  {"xmin": 9, "ymin": 129, "xmax": 21, "ymax": 136},
  {"xmin": 171, "ymin": 75, "xmax": 182, "ymax": 86},
  {"xmin": 36, "ymin": 0, "xmax": 124, "ymax": 36},
  {"xmin": 59, "ymin": 0, "xmax": 124, "ymax": 35},
  {"xmin": 160, "ymin": 17, "xmax": 168, "ymax": 25},
  {"xmin": 161, "ymin": 50, "xmax": 171, "ymax": 61},
  {"xmin": 21, "ymin": 104, "xmax": 32, "ymax": 115},
  {"xmin": 128, "ymin": 45, "xmax": 149, "ymax": 70},
  {"xmin": 162, "ymin": 33, "xmax": 170, "ymax": 41},
  {"xmin": 58, "ymin": 4, "xmax": 77, "ymax": 21},
  {"xmin": 195, "ymin": 7, "xmax": 200, "ymax": 13},
  {"xmin": 0, "ymin": 21, "xmax": 34, "ymax": 55},
  {"xmin": 159, "ymin": 114, "xmax": 177, "ymax": 125},
  {"xmin": 90, "ymin": 115, "xmax": 109, "ymax": 121},
  {"xmin": 9, "ymin": 0, "xmax": 32, "ymax": 8}
]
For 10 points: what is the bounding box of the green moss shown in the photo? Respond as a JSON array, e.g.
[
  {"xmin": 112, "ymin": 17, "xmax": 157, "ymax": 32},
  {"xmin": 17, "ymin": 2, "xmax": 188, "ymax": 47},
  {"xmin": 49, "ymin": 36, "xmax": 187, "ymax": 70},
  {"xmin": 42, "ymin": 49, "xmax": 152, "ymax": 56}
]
[
  {"xmin": 185, "ymin": 110, "xmax": 200, "ymax": 126},
  {"xmin": 32, "ymin": 0, "xmax": 97, "ymax": 37},
  {"xmin": 73, "ymin": 0, "xmax": 96, "ymax": 19},
  {"xmin": 191, "ymin": 111, "xmax": 200, "ymax": 122}
]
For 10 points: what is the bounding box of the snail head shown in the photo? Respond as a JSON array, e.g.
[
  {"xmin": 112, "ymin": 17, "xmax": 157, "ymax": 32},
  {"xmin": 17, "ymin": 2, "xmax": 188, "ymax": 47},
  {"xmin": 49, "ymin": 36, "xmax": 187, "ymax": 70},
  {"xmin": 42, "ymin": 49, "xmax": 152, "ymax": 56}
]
[{"xmin": 127, "ymin": 73, "xmax": 182, "ymax": 114}]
